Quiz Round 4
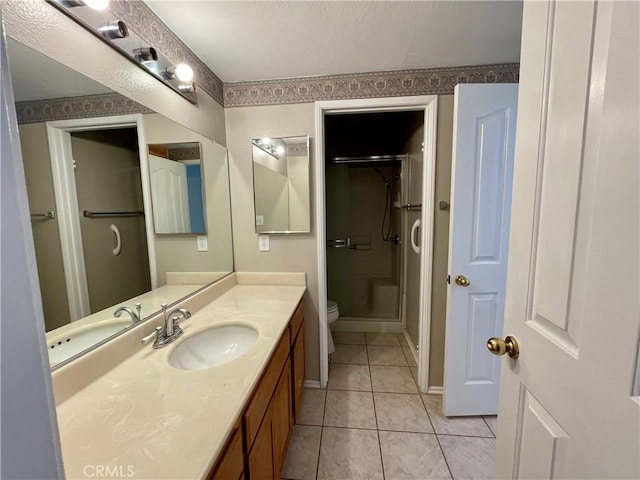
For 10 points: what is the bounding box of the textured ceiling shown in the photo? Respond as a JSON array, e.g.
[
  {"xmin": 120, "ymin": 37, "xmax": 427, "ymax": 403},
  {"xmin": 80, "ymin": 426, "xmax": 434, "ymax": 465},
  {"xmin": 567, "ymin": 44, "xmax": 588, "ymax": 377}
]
[{"xmin": 146, "ymin": 1, "xmax": 523, "ymax": 83}]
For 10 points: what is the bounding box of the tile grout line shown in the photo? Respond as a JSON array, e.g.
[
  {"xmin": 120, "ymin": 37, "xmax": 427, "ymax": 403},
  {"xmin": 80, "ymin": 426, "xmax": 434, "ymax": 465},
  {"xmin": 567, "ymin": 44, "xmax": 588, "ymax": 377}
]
[
  {"xmin": 481, "ymin": 415, "xmax": 496, "ymax": 439},
  {"xmin": 367, "ymin": 342, "xmax": 386, "ymax": 480},
  {"xmin": 420, "ymin": 394, "xmax": 455, "ymax": 480},
  {"xmin": 293, "ymin": 421, "xmax": 495, "ymax": 438},
  {"xmin": 315, "ymin": 388, "xmax": 328, "ymax": 480}
]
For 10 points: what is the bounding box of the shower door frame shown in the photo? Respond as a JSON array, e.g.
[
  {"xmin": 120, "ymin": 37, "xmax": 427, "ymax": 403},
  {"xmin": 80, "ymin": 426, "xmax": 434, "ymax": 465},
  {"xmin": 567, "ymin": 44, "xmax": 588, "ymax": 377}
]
[
  {"xmin": 47, "ymin": 114, "xmax": 157, "ymax": 321},
  {"xmin": 315, "ymin": 96, "xmax": 438, "ymax": 391}
]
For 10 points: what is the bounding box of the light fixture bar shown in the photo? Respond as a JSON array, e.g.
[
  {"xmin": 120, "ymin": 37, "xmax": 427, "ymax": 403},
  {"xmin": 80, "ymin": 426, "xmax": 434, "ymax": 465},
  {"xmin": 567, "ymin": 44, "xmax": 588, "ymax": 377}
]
[{"xmin": 46, "ymin": 0, "xmax": 198, "ymax": 104}]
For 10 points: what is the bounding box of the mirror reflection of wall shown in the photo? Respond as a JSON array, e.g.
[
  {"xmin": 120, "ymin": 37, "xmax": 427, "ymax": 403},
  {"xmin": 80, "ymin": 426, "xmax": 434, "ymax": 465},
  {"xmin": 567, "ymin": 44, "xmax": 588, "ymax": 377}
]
[
  {"xmin": 252, "ymin": 135, "xmax": 311, "ymax": 234},
  {"xmin": 148, "ymin": 142, "xmax": 207, "ymax": 234},
  {"xmin": 8, "ymin": 37, "xmax": 234, "ymax": 367}
]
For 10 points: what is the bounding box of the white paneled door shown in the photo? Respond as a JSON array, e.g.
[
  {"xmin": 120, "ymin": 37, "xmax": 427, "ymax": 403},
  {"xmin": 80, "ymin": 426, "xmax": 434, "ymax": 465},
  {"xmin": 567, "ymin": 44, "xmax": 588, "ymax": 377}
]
[
  {"xmin": 444, "ymin": 83, "xmax": 519, "ymax": 416},
  {"xmin": 148, "ymin": 154, "xmax": 190, "ymax": 234},
  {"xmin": 496, "ymin": 1, "xmax": 639, "ymax": 478}
]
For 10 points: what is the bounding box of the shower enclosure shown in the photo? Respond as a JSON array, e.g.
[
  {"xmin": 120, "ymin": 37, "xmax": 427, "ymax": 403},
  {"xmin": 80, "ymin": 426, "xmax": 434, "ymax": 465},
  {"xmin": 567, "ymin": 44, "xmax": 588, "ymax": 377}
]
[
  {"xmin": 324, "ymin": 110, "xmax": 425, "ymax": 347},
  {"xmin": 326, "ymin": 156, "xmax": 405, "ymax": 322}
]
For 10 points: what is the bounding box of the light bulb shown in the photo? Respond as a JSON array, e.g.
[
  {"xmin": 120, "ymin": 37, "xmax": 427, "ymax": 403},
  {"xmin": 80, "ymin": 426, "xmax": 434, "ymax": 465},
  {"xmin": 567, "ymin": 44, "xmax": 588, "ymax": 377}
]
[
  {"xmin": 84, "ymin": 0, "xmax": 109, "ymax": 10},
  {"xmin": 174, "ymin": 63, "xmax": 194, "ymax": 82},
  {"xmin": 276, "ymin": 146, "xmax": 285, "ymax": 156},
  {"xmin": 261, "ymin": 138, "xmax": 271, "ymax": 145}
]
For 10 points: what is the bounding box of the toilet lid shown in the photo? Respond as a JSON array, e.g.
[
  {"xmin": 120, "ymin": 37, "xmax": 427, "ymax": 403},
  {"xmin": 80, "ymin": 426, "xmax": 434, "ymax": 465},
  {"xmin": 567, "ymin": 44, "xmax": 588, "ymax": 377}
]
[{"xmin": 327, "ymin": 300, "xmax": 338, "ymax": 313}]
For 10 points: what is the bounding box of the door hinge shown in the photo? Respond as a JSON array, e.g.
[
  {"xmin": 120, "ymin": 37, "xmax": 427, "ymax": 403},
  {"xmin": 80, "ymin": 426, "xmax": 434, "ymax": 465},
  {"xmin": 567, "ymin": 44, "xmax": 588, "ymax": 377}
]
[{"xmin": 446, "ymin": 274, "xmax": 451, "ymax": 284}]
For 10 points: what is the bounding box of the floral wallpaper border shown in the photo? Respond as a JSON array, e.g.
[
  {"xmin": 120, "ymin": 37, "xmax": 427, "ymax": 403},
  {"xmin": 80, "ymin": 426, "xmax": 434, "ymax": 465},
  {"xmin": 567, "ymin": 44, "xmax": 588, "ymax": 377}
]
[
  {"xmin": 15, "ymin": 93, "xmax": 152, "ymax": 125},
  {"xmin": 38, "ymin": 1, "xmax": 518, "ymax": 110},
  {"xmin": 223, "ymin": 63, "xmax": 519, "ymax": 107}
]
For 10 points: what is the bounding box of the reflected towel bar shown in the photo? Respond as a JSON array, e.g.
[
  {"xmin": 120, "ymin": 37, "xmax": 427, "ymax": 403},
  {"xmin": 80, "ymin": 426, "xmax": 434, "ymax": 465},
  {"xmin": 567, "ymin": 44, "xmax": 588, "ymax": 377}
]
[
  {"xmin": 399, "ymin": 203, "xmax": 422, "ymax": 211},
  {"xmin": 30, "ymin": 210, "xmax": 56, "ymax": 220},
  {"xmin": 83, "ymin": 210, "xmax": 145, "ymax": 218}
]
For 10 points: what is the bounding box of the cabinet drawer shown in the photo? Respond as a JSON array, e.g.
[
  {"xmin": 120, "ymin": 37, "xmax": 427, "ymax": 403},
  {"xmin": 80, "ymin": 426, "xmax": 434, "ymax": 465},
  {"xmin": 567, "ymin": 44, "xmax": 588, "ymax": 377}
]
[
  {"xmin": 244, "ymin": 329, "xmax": 290, "ymax": 449},
  {"xmin": 208, "ymin": 422, "xmax": 243, "ymax": 480},
  {"xmin": 288, "ymin": 300, "xmax": 304, "ymax": 346}
]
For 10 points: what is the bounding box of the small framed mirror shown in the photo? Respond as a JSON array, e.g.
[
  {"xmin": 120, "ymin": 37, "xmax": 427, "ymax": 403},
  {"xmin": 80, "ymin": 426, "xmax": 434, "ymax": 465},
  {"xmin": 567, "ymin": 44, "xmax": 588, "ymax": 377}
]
[
  {"xmin": 148, "ymin": 142, "xmax": 207, "ymax": 234},
  {"xmin": 251, "ymin": 135, "xmax": 311, "ymax": 234}
]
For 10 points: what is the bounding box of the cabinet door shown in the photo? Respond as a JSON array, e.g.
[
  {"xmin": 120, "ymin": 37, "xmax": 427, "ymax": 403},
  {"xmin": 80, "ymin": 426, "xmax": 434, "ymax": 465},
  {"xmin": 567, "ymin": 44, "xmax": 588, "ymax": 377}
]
[
  {"xmin": 209, "ymin": 425, "xmax": 244, "ymax": 480},
  {"xmin": 272, "ymin": 358, "xmax": 293, "ymax": 477},
  {"xmin": 292, "ymin": 329, "xmax": 305, "ymax": 420},
  {"xmin": 248, "ymin": 405, "xmax": 274, "ymax": 480}
]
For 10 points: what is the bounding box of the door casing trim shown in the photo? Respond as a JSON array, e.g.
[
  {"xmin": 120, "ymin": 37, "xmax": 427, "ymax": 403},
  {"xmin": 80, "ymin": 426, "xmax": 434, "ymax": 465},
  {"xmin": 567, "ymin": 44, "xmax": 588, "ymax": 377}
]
[
  {"xmin": 314, "ymin": 95, "xmax": 438, "ymax": 391},
  {"xmin": 46, "ymin": 114, "xmax": 156, "ymax": 320}
]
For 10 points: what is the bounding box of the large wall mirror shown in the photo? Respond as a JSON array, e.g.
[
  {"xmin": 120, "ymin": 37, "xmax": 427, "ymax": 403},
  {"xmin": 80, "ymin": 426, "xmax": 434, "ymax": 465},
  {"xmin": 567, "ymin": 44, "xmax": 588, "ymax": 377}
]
[
  {"xmin": 7, "ymin": 37, "xmax": 234, "ymax": 368},
  {"xmin": 252, "ymin": 135, "xmax": 311, "ymax": 234}
]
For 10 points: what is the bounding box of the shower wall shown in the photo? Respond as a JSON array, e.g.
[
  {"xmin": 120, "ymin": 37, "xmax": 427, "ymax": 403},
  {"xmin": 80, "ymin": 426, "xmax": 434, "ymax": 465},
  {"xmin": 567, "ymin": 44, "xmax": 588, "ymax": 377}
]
[{"xmin": 326, "ymin": 164, "xmax": 401, "ymax": 319}]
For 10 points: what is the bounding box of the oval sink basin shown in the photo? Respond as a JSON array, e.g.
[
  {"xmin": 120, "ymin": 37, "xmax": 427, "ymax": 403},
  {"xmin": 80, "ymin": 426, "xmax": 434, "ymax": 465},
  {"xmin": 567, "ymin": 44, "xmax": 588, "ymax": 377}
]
[
  {"xmin": 48, "ymin": 319, "xmax": 132, "ymax": 365},
  {"xmin": 169, "ymin": 324, "xmax": 259, "ymax": 371}
]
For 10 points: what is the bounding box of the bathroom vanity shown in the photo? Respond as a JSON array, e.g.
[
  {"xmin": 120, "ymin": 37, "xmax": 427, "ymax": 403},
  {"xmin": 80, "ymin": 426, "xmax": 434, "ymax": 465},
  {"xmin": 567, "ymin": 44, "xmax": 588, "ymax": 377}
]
[{"xmin": 52, "ymin": 273, "xmax": 306, "ymax": 479}]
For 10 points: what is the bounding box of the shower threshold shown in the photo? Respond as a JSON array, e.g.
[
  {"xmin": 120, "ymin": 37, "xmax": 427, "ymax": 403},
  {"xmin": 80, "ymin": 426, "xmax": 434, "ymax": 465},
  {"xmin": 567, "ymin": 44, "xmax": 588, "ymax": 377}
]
[{"xmin": 332, "ymin": 317, "xmax": 404, "ymax": 334}]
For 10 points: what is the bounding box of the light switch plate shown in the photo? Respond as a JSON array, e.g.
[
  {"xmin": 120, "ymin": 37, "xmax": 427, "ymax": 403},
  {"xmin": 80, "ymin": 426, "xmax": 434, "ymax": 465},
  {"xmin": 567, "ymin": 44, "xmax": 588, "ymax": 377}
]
[
  {"xmin": 258, "ymin": 235, "xmax": 270, "ymax": 252},
  {"xmin": 197, "ymin": 235, "xmax": 208, "ymax": 252},
  {"xmin": 256, "ymin": 215, "xmax": 264, "ymax": 226}
]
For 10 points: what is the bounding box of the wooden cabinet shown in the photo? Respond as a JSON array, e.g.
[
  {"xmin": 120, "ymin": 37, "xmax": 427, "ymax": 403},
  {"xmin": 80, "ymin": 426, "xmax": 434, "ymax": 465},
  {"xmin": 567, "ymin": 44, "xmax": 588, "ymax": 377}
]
[
  {"xmin": 244, "ymin": 330, "xmax": 289, "ymax": 448},
  {"xmin": 292, "ymin": 328, "xmax": 305, "ymax": 421},
  {"xmin": 207, "ymin": 298, "xmax": 305, "ymax": 480},
  {"xmin": 209, "ymin": 423, "xmax": 244, "ymax": 480},
  {"xmin": 248, "ymin": 405, "xmax": 274, "ymax": 480},
  {"xmin": 272, "ymin": 358, "xmax": 293, "ymax": 476}
]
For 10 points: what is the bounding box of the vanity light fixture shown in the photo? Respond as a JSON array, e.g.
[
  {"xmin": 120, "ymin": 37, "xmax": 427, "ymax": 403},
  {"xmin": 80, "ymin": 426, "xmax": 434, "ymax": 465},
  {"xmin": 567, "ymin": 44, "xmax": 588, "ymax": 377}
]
[
  {"xmin": 178, "ymin": 83, "xmax": 196, "ymax": 93},
  {"xmin": 252, "ymin": 139, "xmax": 285, "ymax": 159},
  {"xmin": 164, "ymin": 63, "xmax": 194, "ymax": 83},
  {"xmin": 133, "ymin": 47, "xmax": 158, "ymax": 64},
  {"xmin": 83, "ymin": 0, "xmax": 109, "ymax": 10},
  {"xmin": 98, "ymin": 20, "xmax": 128, "ymax": 39},
  {"xmin": 59, "ymin": 0, "xmax": 109, "ymax": 10},
  {"xmin": 46, "ymin": 0, "xmax": 198, "ymax": 104}
]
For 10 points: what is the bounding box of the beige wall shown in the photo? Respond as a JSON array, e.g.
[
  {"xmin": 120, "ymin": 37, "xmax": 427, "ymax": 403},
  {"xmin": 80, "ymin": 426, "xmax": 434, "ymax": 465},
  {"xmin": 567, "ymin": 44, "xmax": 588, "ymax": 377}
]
[
  {"xmin": 3, "ymin": 0, "xmax": 226, "ymax": 145},
  {"xmin": 225, "ymin": 98, "xmax": 454, "ymax": 385},
  {"xmin": 429, "ymin": 94, "xmax": 454, "ymax": 387},
  {"xmin": 142, "ymin": 114, "xmax": 234, "ymax": 285},
  {"xmin": 287, "ymin": 156, "xmax": 310, "ymax": 232},
  {"xmin": 254, "ymin": 163, "xmax": 289, "ymax": 232},
  {"xmin": 225, "ymin": 104, "xmax": 320, "ymax": 381},
  {"xmin": 19, "ymin": 123, "xmax": 70, "ymax": 331}
]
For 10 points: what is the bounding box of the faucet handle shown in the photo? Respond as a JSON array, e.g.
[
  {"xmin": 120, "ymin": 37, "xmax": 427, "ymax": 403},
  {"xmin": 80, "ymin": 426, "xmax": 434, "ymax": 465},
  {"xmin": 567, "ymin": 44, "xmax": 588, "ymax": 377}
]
[
  {"xmin": 141, "ymin": 326, "xmax": 163, "ymax": 345},
  {"xmin": 135, "ymin": 302, "xmax": 142, "ymax": 319}
]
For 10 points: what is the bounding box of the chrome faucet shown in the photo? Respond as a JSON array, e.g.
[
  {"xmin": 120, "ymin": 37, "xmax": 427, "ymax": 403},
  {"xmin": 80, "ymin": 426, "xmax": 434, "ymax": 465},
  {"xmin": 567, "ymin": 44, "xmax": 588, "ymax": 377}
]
[
  {"xmin": 114, "ymin": 302, "xmax": 142, "ymax": 323},
  {"xmin": 141, "ymin": 304, "xmax": 191, "ymax": 349}
]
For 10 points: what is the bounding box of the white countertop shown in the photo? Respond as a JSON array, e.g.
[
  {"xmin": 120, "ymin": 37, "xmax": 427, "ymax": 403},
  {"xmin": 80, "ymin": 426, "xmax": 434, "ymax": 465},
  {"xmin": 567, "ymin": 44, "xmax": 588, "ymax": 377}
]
[{"xmin": 55, "ymin": 283, "xmax": 305, "ymax": 479}]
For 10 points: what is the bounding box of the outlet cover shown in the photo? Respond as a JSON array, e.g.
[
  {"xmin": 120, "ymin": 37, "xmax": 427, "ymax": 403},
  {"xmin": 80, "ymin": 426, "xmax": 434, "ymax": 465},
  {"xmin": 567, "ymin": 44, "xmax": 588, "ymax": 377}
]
[
  {"xmin": 256, "ymin": 215, "xmax": 264, "ymax": 226},
  {"xmin": 197, "ymin": 235, "xmax": 208, "ymax": 252},
  {"xmin": 258, "ymin": 235, "xmax": 270, "ymax": 252}
]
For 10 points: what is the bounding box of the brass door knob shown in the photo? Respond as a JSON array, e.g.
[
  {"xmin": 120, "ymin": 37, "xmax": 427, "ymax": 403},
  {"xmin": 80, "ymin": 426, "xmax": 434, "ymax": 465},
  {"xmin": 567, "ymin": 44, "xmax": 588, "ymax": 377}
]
[
  {"xmin": 454, "ymin": 275, "xmax": 470, "ymax": 287},
  {"xmin": 487, "ymin": 336, "xmax": 519, "ymax": 359}
]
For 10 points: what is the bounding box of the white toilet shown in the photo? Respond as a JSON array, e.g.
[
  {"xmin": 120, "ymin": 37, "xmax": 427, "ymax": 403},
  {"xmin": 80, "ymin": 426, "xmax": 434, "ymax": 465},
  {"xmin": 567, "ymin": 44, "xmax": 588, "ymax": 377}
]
[{"xmin": 327, "ymin": 300, "xmax": 339, "ymax": 354}]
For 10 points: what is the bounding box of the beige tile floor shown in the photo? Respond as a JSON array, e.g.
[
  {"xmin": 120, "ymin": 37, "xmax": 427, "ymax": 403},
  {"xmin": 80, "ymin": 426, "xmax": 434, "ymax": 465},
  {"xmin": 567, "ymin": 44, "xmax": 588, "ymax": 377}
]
[{"xmin": 282, "ymin": 333, "xmax": 497, "ymax": 480}]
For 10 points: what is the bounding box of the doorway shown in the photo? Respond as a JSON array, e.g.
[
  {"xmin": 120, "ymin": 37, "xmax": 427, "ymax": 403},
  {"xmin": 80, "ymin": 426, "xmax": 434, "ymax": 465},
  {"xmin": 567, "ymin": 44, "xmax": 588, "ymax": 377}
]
[
  {"xmin": 315, "ymin": 96, "xmax": 438, "ymax": 390},
  {"xmin": 27, "ymin": 114, "xmax": 156, "ymax": 327},
  {"xmin": 69, "ymin": 128, "xmax": 151, "ymax": 315},
  {"xmin": 325, "ymin": 111, "xmax": 424, "ymax": 333}
]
